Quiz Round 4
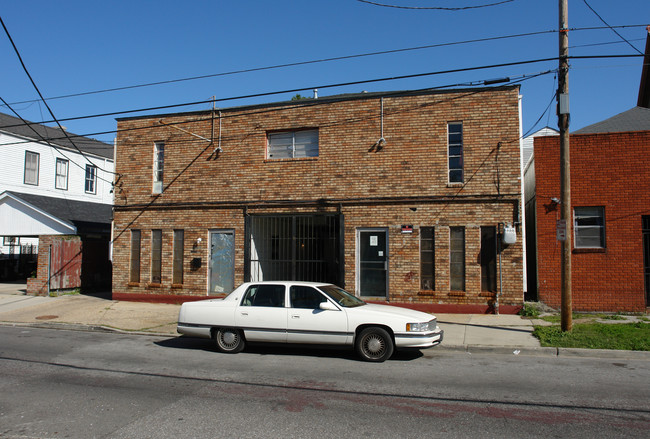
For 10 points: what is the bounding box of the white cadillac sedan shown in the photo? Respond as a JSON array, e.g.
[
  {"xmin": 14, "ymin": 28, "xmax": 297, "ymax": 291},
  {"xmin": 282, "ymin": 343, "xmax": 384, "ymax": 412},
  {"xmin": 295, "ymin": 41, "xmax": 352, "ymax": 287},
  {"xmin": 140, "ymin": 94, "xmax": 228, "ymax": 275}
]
[{"xmin": 177, "ymin": 281, "xmax": 443, "ymax": 362}]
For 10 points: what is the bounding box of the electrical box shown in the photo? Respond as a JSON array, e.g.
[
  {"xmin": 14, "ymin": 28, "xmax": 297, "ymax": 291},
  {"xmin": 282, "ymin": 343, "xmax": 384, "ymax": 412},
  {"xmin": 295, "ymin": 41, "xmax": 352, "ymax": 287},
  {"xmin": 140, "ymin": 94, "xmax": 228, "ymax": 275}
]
[{"xmin": 502, "ymin": 225, "xmax": 517, "ymax": 245}]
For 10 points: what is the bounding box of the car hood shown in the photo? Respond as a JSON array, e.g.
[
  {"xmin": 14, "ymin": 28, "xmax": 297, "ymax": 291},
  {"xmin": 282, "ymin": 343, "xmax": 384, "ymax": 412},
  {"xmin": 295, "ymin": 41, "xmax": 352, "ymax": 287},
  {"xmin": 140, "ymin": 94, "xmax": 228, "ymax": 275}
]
[{"xmin": 351, "ymin": 303, "xmax": 435, "ymax": 321}]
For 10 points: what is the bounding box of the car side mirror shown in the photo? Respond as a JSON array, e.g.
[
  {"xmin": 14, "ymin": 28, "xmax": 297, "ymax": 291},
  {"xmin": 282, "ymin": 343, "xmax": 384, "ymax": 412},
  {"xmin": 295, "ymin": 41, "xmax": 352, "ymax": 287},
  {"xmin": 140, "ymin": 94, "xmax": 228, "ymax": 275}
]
[{"xmin": 319, "ymin": 301, "xmax": 339, "ymax": 311}]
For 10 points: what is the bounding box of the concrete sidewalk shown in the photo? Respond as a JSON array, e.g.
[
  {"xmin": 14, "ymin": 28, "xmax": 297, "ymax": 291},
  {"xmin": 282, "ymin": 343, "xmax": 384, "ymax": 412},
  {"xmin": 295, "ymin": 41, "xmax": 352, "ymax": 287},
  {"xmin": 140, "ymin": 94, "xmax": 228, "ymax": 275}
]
[{"xmin": 0, "ymin": 282, "xmax": 647, "ymax": 359}]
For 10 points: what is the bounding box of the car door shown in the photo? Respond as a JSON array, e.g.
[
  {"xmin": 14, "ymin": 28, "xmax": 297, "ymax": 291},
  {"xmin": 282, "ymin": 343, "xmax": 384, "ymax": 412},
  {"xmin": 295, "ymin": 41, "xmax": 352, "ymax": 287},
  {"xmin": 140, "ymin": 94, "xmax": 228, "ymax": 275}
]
[
  {"xmin": 286, "ymin": 285, "xmax": 350, "ymax": 345},
  {"xmin": 235, "ymin": 284, "xmax": 288, "ymax": 342}
]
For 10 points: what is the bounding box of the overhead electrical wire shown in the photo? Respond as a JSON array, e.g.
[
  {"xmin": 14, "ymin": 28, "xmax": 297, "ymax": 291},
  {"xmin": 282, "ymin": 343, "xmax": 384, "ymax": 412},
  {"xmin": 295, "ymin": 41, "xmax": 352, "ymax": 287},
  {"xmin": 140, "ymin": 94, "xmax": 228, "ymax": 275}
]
[
  {"xmin": 3, "ymin": 24, "xmax": 646, "ymax": 109},
  {"xmin": 356, "ymin": 0, "xmax": 515, "ymax": 10},
  {"xmin": 0, "ymin": 15, "xmax": 116, "ymax": 178},
  {"xmin": 581, "ymin": 0, "xmax": 644, "ymax": 55}
]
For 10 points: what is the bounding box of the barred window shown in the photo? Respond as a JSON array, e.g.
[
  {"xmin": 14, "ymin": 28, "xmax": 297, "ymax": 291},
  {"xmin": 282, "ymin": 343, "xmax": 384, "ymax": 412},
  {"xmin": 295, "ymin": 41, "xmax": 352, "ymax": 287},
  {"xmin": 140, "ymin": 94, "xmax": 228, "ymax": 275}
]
[{"xmin": 267, "ymin": 129, "xmax": 318, "ymax": 159}]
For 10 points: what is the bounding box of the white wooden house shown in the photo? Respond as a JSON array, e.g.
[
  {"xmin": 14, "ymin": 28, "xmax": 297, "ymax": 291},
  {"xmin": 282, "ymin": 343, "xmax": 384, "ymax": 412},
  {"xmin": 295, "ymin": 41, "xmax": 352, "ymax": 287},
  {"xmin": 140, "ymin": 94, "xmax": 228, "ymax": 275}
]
[{"xmin": 0, "ymin": 112, "xmax": 114, "ymax": 282}]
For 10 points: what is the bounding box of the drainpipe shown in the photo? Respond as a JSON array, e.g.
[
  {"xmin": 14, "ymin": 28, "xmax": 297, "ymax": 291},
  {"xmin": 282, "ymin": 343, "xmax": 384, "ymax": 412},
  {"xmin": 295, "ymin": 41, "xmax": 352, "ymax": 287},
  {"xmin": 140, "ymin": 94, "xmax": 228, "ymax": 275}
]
[{"xmin": 496, "ymin": 223, "xmax": 503, "ymax": 315}]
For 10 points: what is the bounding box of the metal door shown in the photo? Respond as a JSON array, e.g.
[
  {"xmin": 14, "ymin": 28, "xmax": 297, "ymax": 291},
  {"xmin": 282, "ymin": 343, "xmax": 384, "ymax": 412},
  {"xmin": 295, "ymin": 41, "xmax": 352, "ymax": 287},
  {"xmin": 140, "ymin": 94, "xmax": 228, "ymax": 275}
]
[
  {"xmin": 643, "ymin": 216, "xmax": 650, "ymax": 306},
  {"xmin": 357, "ymin": 229, "xmax": 388, "ymax": 298},
  {"xmin": 209, "ymin": 230, "xmax": 235, "ymax": 295}
]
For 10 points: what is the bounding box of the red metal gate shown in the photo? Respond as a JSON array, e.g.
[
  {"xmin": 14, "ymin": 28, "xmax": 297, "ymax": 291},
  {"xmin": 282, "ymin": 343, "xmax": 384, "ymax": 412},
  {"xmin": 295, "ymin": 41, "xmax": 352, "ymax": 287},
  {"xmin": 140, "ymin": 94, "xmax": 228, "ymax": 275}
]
[{"xmin": 49, "ymin": 239, "xmax": 82, "ymax": 290}]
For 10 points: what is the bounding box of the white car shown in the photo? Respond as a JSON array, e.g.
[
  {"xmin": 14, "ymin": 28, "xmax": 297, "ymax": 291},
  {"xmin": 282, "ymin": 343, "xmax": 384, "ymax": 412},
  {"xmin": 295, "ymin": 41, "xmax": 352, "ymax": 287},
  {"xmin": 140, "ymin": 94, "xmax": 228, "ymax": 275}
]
[{"xmin": 177, "ymin": 281, "xmax": 443, "ymax": 362}]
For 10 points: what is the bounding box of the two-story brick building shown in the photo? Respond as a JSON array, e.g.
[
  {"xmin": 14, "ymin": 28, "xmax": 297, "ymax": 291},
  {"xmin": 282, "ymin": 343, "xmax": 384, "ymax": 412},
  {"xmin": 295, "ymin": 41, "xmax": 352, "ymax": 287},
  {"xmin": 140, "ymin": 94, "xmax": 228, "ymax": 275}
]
[{"xmin": 112, "ymin": 86, "xmax": 524, "ymax": 313}]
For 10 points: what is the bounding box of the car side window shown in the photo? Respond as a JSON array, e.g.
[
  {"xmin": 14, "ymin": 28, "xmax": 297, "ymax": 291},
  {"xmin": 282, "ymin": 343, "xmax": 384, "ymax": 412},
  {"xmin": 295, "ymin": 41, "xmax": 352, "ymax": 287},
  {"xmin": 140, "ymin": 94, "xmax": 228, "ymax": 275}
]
[
  {"xmin": 241, "ymin": 285, "xmax": 285, "ymax": 308},
  {"xmin": 290, "ymin": 286, "xmax": 327, "ymax": 309}
]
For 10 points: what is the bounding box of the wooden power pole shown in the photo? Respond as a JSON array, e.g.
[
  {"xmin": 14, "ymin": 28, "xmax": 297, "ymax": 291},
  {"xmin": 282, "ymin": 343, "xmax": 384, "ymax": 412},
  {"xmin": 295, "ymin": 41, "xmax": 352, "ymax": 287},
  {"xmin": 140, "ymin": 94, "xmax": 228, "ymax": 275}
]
[{"xmin": 558, "ymin": 0, "xmax": 572, "ymax": 332}]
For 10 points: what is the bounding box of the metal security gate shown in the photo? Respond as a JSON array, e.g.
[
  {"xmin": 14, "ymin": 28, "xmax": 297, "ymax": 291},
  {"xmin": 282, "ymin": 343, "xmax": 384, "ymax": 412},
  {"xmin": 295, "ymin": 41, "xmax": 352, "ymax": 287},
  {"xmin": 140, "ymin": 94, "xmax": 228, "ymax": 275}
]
[
  {"xmin": 642, "ymin": 215, "xmax": 650, "ymax": 306},
  {"xmin": 245, "ymin": 215, "xmax": 342, "ymax": 286}
]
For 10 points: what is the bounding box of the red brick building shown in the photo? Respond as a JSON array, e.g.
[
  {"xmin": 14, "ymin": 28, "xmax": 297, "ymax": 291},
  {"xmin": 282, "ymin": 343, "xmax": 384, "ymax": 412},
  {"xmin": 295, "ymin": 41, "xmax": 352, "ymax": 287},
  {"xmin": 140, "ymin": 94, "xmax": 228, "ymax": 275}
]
[
  {"xmin": 534, "ymin": 107, "xmax": 650, "ymax": 312},
  {"xmin": 112, "ymin": 87, "xmax": 524, "ymax": 313}
]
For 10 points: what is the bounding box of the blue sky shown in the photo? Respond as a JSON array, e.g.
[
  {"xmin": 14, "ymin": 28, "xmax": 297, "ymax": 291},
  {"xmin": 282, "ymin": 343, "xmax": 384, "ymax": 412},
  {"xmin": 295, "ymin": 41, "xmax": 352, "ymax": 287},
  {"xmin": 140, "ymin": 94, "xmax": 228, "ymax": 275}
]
[{"xmin": 1, "ymin": 0, "xmax": 648, "ymax": 145}]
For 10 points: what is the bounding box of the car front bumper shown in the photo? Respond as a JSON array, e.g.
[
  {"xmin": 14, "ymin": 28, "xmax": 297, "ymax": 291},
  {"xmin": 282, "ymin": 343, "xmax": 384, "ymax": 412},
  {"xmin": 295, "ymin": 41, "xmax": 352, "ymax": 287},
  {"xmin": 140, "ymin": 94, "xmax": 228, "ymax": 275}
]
[{"xmin": 394, "ymin": 328, "xmax": 444, "ymax": 349}]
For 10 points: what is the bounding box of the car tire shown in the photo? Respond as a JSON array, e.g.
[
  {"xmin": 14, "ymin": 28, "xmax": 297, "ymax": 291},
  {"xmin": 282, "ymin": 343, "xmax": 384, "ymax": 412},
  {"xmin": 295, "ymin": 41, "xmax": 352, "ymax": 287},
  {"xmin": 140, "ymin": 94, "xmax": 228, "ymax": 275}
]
[
  {"xmin": 355, "ymin": 327, "xmax": 394, "ymax": 362},
  {"xmin": 214, "ymin": 328, "xmax": 245, "ymax": 353}
]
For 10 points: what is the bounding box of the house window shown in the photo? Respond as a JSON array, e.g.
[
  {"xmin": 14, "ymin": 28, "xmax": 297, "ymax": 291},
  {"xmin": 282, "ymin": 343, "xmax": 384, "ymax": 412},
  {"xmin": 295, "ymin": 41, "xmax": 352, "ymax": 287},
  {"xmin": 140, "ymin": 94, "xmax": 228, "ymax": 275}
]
[
  {"xmin": 448, "ymin": 122, "xmax": 463, "ymax": 183},
  {"xmin": 153, "ymin": 141, "xmax": 164, "ymax": 194},
  {"xmin": 481, "ymin": 226, "xmax": 497, "ymax": 292},
  {"xmin": 173, "ymin": 229, "xmax": 184, "ymax": 285},
  {"xmin": 420, "ymin": 227, "xmax": 435, "ymax": 290},
  {"xmin": 55, "ymin": 158, "xmax": 68, "ymax": 190},
  {"xmin": 24, "ymin": 151, "xmax": 39, "ymax": 185},
  {"xmin": 267, "ymin": 129, "xmax": 318, "ymax": 159},
  {"xmin": 129, "ymin": 230, "xmax": 141, "ymax": 283},
  {"xmin": 85, "ymin": 165, "xmax": 97, "ymax": 194},
  {"xmin": 450, "ymin": 227, "xmax": 465, "ymax": 291},
  {"xmin": 574, "ymin": 207, "xmax": 605, "ymax": 248},
  {"xmin": 151, "ymin": 230, "xmax": 162, "ymax": 284}
]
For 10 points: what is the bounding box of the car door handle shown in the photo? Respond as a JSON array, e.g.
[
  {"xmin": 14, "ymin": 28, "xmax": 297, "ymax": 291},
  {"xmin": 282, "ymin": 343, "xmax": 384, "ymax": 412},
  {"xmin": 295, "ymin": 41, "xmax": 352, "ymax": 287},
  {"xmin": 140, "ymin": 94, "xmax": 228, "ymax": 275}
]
[
  {"xmin": 291, "ymin": 314, "xmax": 300, "ymax": 319},
  {"xmin": 240, "ymin": 311, "xmax": 248, "ymax": 316}
]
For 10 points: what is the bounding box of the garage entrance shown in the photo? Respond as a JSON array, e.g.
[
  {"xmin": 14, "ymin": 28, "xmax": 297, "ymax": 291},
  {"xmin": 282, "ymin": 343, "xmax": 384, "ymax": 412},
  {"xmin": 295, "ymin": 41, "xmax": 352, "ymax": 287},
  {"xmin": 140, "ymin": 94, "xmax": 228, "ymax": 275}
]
[{"xmin": 245, "ymin": 214, "xmax": 343, "ymax": 286}]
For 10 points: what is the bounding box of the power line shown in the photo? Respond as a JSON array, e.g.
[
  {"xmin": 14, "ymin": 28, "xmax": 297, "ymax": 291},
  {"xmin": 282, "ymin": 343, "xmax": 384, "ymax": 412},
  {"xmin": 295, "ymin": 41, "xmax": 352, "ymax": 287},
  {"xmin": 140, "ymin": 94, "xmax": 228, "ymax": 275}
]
[
  {"xmin": 356, "ymin": 0, "xmax": 515, "ymax": 10},
  {"xmin": 0, "ymin": 14, "xmax": 116, "ymax": 178},
  {"xmin": 581, "ymin": 0, "xmax": 643, "ymax": 55},
  {"xmin": 3, "ymin": 24, "xmax": 646, "ymax": 109}
]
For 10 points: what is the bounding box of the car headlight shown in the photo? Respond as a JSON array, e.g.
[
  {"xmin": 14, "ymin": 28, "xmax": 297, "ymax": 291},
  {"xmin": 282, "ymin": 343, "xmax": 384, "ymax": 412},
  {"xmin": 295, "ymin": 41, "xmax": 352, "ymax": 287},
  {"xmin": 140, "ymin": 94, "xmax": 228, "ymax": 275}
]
[{"xmin": 406, "ymin": 319, "xmax": 437, "ymax": 332}]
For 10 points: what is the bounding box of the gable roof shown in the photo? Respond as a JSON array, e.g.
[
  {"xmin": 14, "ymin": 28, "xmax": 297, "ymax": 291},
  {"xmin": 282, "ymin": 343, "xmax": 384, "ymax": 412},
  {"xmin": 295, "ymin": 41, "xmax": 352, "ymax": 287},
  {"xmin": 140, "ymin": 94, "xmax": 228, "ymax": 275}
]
[
  {"xmin": 573, "ymin": 106, "xmax": 650, "ymax": 134},
  {"xmin": 1, "ymin": 191, "xmax": 112, "ymax": 228},
  {"xmin": 0, "ymin": 112, "xmax": 113, "ymax": 160}
]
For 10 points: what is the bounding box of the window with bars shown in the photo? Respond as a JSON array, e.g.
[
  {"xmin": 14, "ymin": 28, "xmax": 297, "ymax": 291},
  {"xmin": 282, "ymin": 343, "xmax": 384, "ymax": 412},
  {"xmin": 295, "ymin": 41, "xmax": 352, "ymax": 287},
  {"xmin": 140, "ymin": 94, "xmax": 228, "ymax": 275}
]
[
  {"xmin": 420, "ymin": 227, "xmax": 435, "ymax": 290},
  {"xmin": 24, "ymin": 151, "xmax": 39, "ymax": 185},
  {"xmin": 267, "ymin": 129, "xmax": 318, "ymax": 159},
  {"xmin": 448, "ymin": 122, "xmax": 463, "ymax": 183}
]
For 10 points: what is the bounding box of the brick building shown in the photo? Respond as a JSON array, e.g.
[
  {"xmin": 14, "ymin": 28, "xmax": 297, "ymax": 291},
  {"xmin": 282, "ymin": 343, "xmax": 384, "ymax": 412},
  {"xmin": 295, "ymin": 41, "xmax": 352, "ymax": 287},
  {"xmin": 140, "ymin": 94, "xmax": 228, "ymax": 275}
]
[
  {"xmin": 534, "ymin": 107, "xmax": 650, "ymax": 312},
  {"xmin": 112, "ymin": 87, "xmax": 524, "ymax": 313}
]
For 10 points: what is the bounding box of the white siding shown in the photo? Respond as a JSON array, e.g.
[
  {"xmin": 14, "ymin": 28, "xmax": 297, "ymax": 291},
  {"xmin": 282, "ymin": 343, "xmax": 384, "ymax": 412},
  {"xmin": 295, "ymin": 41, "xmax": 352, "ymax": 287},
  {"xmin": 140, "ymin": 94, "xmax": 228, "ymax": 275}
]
[{"xmin": 0, "ymin": 131, "xmax": 114, "ymax": 205}]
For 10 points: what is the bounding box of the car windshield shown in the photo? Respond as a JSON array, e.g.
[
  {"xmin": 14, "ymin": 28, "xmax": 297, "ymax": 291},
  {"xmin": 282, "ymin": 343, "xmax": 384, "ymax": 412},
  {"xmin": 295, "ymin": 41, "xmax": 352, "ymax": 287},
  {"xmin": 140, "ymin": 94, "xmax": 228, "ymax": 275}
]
[{"xmin": 319, "ymin": 285, "xmax": 366, "ymax": 308}]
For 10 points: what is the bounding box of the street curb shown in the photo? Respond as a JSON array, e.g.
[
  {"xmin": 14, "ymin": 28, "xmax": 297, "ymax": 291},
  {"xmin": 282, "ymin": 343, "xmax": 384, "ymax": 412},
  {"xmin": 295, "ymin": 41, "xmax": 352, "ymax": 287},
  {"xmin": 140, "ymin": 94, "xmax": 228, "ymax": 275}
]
[{"xmin": 3, "ymin": 321, "xmax": 650, "ymax": 360}]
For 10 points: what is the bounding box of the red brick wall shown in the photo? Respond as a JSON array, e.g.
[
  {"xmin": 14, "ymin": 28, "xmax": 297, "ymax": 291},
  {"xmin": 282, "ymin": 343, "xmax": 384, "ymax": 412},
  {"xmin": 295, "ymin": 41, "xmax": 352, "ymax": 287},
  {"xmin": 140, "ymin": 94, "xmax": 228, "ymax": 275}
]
[
  {"xmin": 112, "ymin": 88, "xmax": 524, "ymax": 311},
  {"xmin": 534, "ymin": 131, "xmax": 650, "ymax": 312}
]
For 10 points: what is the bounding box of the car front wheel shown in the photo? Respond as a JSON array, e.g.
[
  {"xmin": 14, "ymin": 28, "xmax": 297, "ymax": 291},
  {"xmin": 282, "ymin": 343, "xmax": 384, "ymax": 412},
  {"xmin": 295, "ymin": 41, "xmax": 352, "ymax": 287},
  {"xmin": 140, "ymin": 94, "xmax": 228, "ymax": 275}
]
[
  {"xmin": 214, "ymin": 328, "xmax": 245, "ymax": 353},
  {"xmin": 355, "ymin": 327, "xmax": 394, "ymax": 362}
]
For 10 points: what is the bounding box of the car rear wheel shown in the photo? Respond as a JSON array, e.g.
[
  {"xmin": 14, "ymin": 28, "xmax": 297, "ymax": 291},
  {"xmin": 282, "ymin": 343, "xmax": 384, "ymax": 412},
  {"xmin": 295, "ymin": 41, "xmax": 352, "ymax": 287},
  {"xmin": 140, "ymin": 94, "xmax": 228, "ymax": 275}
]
[
  {"xmin": 355, "ymin": 327, "xmax": 394, "ymax": 362},
  {"xmin": 214, "ymin": 328, "xmax": 245, "ymax": 353}
]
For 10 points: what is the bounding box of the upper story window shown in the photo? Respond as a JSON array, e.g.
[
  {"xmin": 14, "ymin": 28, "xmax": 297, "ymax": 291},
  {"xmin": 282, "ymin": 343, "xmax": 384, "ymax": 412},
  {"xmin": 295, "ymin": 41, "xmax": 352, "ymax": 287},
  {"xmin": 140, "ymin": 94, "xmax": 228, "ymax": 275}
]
[
  {"xmin": 267, "ymin": 129, "xmax": 318, "ymax": 159},
  {"xmin": 24, "ymin": 151, "xmax": 39, "ymax": 185},
  {"xmin": 448, "ymin": 122, "xmax": 463, "ymax": 184},
  {"xmin": 574, "ymin": 206, "xmax": 605, "ymax": 249},
  {"xmin": 55, "ymin": 158, "xmax": 69, "ymax": 190},
  {"xmin": 85, "ymin": 164, "xmax": 97, "ymax": 194},
  {"xmin": 153, "ymin": 141, "xmax": 164, "ymax": 194}
]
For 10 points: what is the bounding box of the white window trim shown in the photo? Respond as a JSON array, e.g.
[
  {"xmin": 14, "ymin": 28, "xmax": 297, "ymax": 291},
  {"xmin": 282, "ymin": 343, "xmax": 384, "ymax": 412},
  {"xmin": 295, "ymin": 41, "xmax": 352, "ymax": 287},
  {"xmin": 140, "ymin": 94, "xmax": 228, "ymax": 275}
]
[
  {"xmin": 153, "ymin": 141, "xmax": 164, "ymax": 194},
  {"xmin": 55, "ymin": 158, "xmax": 69, "ymax": 190},
  {"xmin": 24, "ymin": 151, "xmax": 40, "ymax": 186},
  {"xmin": 267, "ymin": 128, "xmax": 319, "ymax": 160},
  {"xmin": 85, "ymin": 164, "xmax": 97, "ymax": 194}
]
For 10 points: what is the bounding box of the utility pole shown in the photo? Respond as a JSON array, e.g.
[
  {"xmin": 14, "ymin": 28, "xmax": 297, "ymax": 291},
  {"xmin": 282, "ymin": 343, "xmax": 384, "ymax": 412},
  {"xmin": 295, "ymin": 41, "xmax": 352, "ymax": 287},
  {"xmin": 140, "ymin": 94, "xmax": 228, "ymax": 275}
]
[{"xmin": 558, "ymin": 0, "xmax": 572, "ymax": 332}]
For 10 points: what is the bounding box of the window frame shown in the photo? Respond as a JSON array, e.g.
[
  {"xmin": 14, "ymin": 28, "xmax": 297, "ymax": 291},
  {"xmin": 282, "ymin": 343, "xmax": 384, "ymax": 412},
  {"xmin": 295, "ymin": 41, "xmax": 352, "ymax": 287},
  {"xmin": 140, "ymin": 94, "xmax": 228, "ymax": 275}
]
[
  {"xmin": 449, "ymin": 226, "xmax": 466, "ymax": 291},
  {"xmin": 574, "ymin": 206, "xmax": 606, "ymax": 249},
  {"xmin": 172, "ymin": 229, "xmax": 184, "ymax": 285},
  {"xmin": 420, "ymin": 226, "xmax": 435, "ymax": 291},
  {"xmin": 129, "ymin": 229, "xmax": 141, "ymax": 283},
  {"xmin": 24, "ymin": 151, "xmax": 40, "ymax": 185},
  {"xmin": 153, "ymin": 141, "xmax": 164, "ymax": 194},
  {"xmin": 151, "ymin": 229, "xmax": 162, "ymax": 284},
  {"xmin": 447, "ymin": 122, "xmax": 463, "ymax": 184},
  {"xmin": 55, "ymin": 158, "xmax": 69, "ymax": 190},
  {"xmin": 84, "ymin": 164, "xmax": 97, "ymax": 194},
  {"xmin": 267, "ymin": 128, "xmax": 319, "ymax": 160}
]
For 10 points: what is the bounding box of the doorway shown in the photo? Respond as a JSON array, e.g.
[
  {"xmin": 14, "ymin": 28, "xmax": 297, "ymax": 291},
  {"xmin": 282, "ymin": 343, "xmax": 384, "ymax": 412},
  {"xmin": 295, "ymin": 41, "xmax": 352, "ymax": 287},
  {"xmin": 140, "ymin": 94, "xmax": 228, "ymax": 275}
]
[
  {"xmin": 357, "ymin": 229, "xmax": 388, "ymax": 298},
  {"xmin": 209, "ymin": 230, "xmax": 235, "ymax": 295},
  {"xmin": 643, "ymin": 216, "xmax": 650, "ymax": 306}
]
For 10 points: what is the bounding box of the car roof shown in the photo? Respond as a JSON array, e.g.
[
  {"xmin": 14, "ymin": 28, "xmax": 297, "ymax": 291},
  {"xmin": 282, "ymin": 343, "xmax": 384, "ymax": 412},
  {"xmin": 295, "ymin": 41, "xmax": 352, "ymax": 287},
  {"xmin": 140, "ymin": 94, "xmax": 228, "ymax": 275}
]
[{"xmin": 241, "ymin": 281, "xmax": 332, "ymax": 288}]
